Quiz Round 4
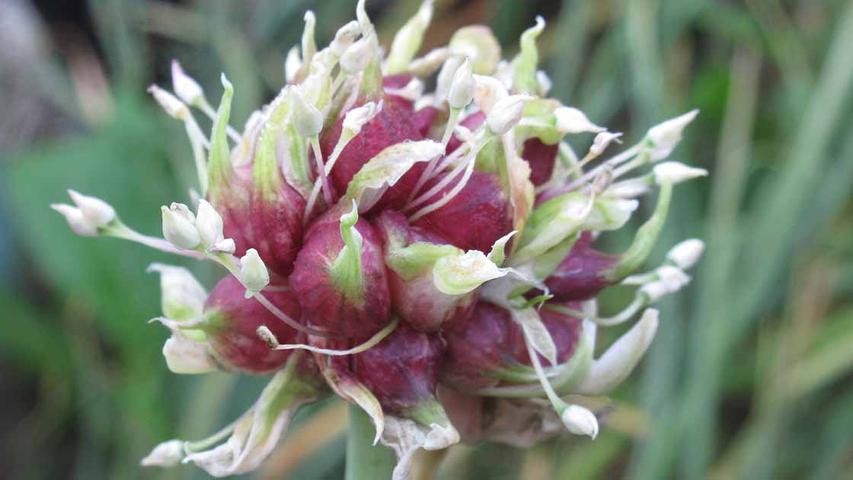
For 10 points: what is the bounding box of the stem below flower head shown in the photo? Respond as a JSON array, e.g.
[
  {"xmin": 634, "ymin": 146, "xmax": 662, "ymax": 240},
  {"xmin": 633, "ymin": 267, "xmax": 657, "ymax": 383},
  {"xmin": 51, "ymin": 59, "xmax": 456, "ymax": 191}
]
[{"xmin": 345, "ymin": 404, "xmax": 396, "ymax": 480}]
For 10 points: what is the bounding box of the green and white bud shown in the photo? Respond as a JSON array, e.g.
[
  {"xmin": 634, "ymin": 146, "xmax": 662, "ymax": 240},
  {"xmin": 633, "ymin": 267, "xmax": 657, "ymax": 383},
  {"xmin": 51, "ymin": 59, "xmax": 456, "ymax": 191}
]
[
  {"xmin": 646, "ymin": 109, "xmax": 699, "ymax": 160},
  {"xmin": 161, "ymin": 203, "xmax": 200, "ymax": 249},
  {"xmin": 448, "ymin": 25, "xmax": 501, "ymax": 75},
  {"xmin": 555, "ymin": 106, "xmax": 604, "ymax": 134},
  {"xmin": 194, "ymin": 199, "xmax": 225, "ymax": 250},
  {"xmin": 472, "ymin": 74, "xmax": 508, "ymax": 114},
  {"xmin": 435, "ymin": 56, "xmax": 464, "ymax": 104},
  {"xmin": 385, "ymin": 0, "xmax": 434, "ymax": 74},
  {"xmin": 171, "ymin": 60, "xmax": 205, "ymax": 107},
  {"xmin": 653, "ymin": 161, "xmax": 708, "ymax": 185},
  {"xmin": 447, "ymin": 58, "xmax": 475, "ymax": 109},
  {"xmin": 560, "ymin": 404, "xmax": 599, "ymax": 439},
  {"xmin": 239, "ymin": 249, "xmax": 270, "ymax": 297},
  {"xmin": 147, "ymin": 85, "xmax": 189, "ymax": 120},
  {"xmin": 67, "ymin": 189, "xmax": 115, "ymax": 227},
  {"xmin": 162, "ymin": 332, "xmax": 217, "ymax": 374},
  {"xmin": 51, "ymin": 204, "xmax": 98, "ymax": 236},
  {"xmin": 140, "ymin": 439, "xmax": 185, "ymax": 467},
  {"xmin": 666, "ymin": 239, "xmax": 705, "ymax": 270},
  {"xmin": 147, "ymin": 263, "xmax": 207, "ymax": 321},
  {"xmin": 487, "ymin": 95, "xmax": 530, "ymax": 135}
]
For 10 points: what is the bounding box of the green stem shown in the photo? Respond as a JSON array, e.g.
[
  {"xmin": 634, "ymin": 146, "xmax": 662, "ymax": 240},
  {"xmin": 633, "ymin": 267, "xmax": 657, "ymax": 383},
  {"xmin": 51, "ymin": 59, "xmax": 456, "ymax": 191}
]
[{"xmin": 345, "ymin": 404, "xmax": 395, "ymax": 480}]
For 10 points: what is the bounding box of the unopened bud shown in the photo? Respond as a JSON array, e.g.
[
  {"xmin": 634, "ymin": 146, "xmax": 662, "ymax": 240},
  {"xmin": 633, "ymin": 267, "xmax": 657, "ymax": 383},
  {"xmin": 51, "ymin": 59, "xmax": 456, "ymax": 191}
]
[
  {"xmin": 171, "ymin": 60, "xmax": 204, "ymax": 107},
  {"xmin": 141, "ymin": 439, "xmax": 185, "ymax": 467},
  {"xmin": 486, "ymin": 95, "xmax": 530, "ymax": 135},
  {"xmin": 148, "ymin": 85, "xmax": 189, "ymax": 120},
  {"xmin": 447, "ymin": 58, "xmax": 474, "ymax": 109},
  {"xmin": 147, "ymin": 263, "xmax": 207, "ymax": 321},
  {"xmin": 292, "ymin": 89, "xmax": 323, "ymax": 137},
  {"xmin": 560, "ymin": 404, "xmax": 599, "ymax": 438},
  {"xmin": 67, "ymin": 189, "xmax": 115, "ymax": 227},
  {"xmin": 656, "ymin": 265, "xmax": 690, "ymax": 291},
  {"xmin": 162, "ymin": 333, "xmax": 216, "ymax": 374},
  {"xmin": 472, "ymin": 74, "xmax": 508, "ymax": 114},
  {"xmin": 239, "ymin": 249, "xmax": 269, "ymax": 297},
  {"xmin": 555, "ymin": 106, "xmax": 604, "ymax": 134},
  {"xmin": 51, "ymin": 204, "xmax": 97, "ymax": 236},
  {"xmin": 653, "ymin": 162, "xmax": 708, "ymax": 185},
  {"xmin": 161, "ymin": 203, "xmax": 200, "ymax": 249},
  {"xmin": 209, "ymin": 238, "xmax": 236, "ymax": 254},
  {"xmin": 435, "ymin": 56, "xmax": 464, "ymax": 104},
  {"xmin": 666, "ymin": 239, "xmax": 704, "ymax": 270},
  {"xmin": 646, "ymin": 109, "xmax": 699, "ymax": 160},
  {"xmin": 194, "ymin": 199, "xmax": 225, "ymax": 249}
]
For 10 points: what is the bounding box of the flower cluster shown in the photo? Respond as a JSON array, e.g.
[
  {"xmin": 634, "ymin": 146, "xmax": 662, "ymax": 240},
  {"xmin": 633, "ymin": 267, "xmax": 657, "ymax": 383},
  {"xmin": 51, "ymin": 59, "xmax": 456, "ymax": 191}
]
[{"xmin": 52, "ymin": 1, "xmax": 705, "ymax": 478}]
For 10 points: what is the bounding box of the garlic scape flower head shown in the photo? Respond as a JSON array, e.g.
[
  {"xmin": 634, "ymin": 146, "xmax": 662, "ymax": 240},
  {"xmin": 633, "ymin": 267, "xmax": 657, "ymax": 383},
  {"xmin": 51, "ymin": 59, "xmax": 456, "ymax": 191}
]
[{"xmin": 52, "ymin": 1, "xmax": 706, "ymax": 477}]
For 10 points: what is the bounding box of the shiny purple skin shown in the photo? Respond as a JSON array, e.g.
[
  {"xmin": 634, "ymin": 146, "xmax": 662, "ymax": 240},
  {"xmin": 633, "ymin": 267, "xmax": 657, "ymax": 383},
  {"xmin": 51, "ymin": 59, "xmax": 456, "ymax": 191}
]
[
  {"xmin": 203, "ymin": 275, "xmax": 300, "ymax": 374},
  {"xmin": 290, "ymin": 206, "xmax": 391, "ymax": 339},
  {"xmin": 375, "ymin": 210, "xmax": 477, "ymax": 332},
  {"xmin": 545, "ymin": 233, "xmax": 617, "ymax": 301},
  {"xmin": 248, "ymin": 183, "xmax": 305, "ymax": 277},
  {"xmin": 441, "ymin": 301, "xmax": 512, "ymax": 390},
  {"xmin": 412, "ymin": 170, "xmax": 513, "ymax": 253},
  {"xmin": 440, "ymin": 301, "xmax": 582, "ymax": 390},
  {"xmin": 320, "ymin": 97, "xmax": 424, "ymax": 211},
  {"xmin": 521, "ymin": 137, "xmax": 558, "ymax": 186},
  {"xmin": 317, "ymin": 323, "xmax": 443, "ymax": 414},
  {"xmin": 352, "ymin": 324, "xmax": 443, "ymax": 413}
]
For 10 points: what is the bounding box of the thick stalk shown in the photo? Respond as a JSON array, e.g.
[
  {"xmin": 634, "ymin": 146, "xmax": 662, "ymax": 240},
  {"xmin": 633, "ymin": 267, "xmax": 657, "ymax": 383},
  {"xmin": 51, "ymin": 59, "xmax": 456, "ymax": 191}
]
[{"xmin": 345, "ymin": 404, "xmax": 395, "ymax": 480}]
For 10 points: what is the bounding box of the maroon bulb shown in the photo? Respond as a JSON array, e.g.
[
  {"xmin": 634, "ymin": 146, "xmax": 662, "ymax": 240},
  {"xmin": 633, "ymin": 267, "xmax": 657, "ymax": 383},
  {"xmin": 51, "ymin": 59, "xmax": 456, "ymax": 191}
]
[
  {"xmin": 412, "ymin": 170, "xmax": 513, "ymax": 253},
  {"xmin": 521, "ymin": 138, "xmax": 558, "ymax": 186},
  {"xmin": 290, "ymin": 205, "xmax": 391, "ymax": 339},
  {"xmin": 203, "ymin": 275, "xmax": 300, "ymax": 374},
  {"xmin": 545, "ymin": 233, "xmax": 617, "ymax": 301}
]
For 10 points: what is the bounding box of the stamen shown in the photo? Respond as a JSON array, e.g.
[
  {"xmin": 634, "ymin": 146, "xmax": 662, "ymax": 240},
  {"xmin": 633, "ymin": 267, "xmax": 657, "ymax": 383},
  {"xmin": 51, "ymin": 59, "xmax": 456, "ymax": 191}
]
[
  {"xmin": 257, "ymin": 317, "xmax": 399, "ymax": 356},
  {"xmin": 406, "ymin": 142, "xmax": 476, "ymax": 212},
  {"xmin": 310, "ymin": 136, "xmax": 333, "ymax": 205},
  {"xmin": 407, "ymin": 153, "xmax": 476, "ymax": 222}
]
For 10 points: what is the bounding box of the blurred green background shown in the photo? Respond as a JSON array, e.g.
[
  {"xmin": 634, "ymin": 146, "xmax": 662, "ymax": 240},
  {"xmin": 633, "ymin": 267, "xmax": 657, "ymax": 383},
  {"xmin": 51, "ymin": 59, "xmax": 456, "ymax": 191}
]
[{"xmin": 1, "ymin": 0, "xmax": 851, "ymax": 478}]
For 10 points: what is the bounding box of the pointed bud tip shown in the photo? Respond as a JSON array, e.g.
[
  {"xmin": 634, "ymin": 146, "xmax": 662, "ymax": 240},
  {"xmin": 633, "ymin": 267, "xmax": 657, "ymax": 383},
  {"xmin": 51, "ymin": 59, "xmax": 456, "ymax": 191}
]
[
  {"xmin": 560, "ymin": 404, "xmax": 599, "ymax": 439},
  {"xmin": 653, "ymin": 162, "xmax": 708, "ymax": 185}
]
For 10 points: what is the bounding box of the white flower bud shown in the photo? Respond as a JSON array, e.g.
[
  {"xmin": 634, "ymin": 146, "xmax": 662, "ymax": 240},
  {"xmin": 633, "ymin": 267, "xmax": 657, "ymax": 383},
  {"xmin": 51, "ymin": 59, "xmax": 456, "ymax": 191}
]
[
  {"xmin": 343, "ymin": 101, "xmax": 381, "ymax": 136},
  {"xmin": 51, "ymin": 204, "xmax": 97, "ymax": 236},
  {"xmin": 435, "ymin": 55, "xmax": 464, "ymax": 104},
  {"xmin": 589, "ymin": 131, "xmax": 623, "ymax": 157},
  {"xmin": 67, "ymin": 190, "xmax": 115, "ymax": 227},
  {"xmin": 162, "ymin": 333, "xmax": 217, "ymax": 374},
  {"xmin": 447, "ymin": 58, "xmax": 474, "ymax": 109},
  {"xmin": 472, "ymin": 74, "xmax": 508, "ymax": 114},
  {"xmin": 340, "ymin": 35, "xmax": 375, "ymax": 74},
  {"xmin": 486, "ymin": 95, "xmax": 530, "ymax": 135},
  {"xmin": 607, "ymin": 178, "xmax": 651, "ymax": 199},
  {"xmin": 653, "ymin": 161, "xmax": 708, "ymax": 185},
  {"xmin": 147, "ymin": 263, "xmax": 207, "ymax": 321},
  {"xmin": 194, "ymin": 199, "xmax": 225, "ymax": 249},
  {"xmin": 161, "ymin": 203, "xmax": 200, "ymax": 249},
  {"xmin": 141, "ymin": 439, "xmax": 185, "ymax": 467},
  {"xmin": 292, "ymin": 89, "xmax": 323, "ymax": 137},
  {"xmin": 284, "ymin": 46, "xmax": 301, "ymax": 84},
  {"xmin": 640, "ymin": 267, "xmax": 690, "ymax": 303},
  {"xmin": 646, "ymin": 109, "xmax": 699, "ymax": 160},
  {"xmin": 666, "ymin": 239, "xmax": 704, "ymax": 270},
  {"xmin": 560, "ymin": 404, "xmax": 599, "ymax": 438},
  {"xmin": 536, "ymin": 70, "xmax": 552, "ymax": 95},
  {"xmin": 239, "ymin": 249, "xmax": 269, "ymax": 297},
  {"xmin": 555, "ymin": 106, "xmax": 604, "ymax": 134},
  {"xmin": 656, "ymin": 265, "xmax": 691, "ymax": 291},
  {"xmin": 147, "ymin": 85, "xmax": 189, "ymax": 120},
  {"xmin": 171, "ymin": 60, "xmax": 204, "ymax": 107}
]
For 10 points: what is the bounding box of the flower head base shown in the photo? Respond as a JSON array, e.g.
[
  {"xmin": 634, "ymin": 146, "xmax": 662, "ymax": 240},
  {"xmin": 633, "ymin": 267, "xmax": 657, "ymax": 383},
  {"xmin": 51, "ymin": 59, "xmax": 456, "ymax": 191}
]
[{"xmin": 52, "ymin": 1, "xmax": 706, "ymax": 477}]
